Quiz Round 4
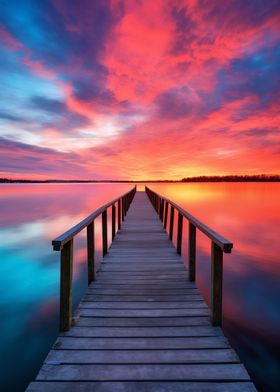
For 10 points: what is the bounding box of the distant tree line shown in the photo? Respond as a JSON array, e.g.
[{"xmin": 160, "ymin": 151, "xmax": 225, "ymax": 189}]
[
  {"xmin": 181, "ymin": 175, "xmax": 280, "ymax": 182},
  {"xmin": 1, "ymin": 174, "xmax": 279, "ymax": 183}
]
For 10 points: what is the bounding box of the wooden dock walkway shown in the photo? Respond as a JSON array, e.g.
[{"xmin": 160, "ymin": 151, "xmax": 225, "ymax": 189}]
[{"xmin": 27, "ymin": 190, "xmax": 256, "ymax": 391}]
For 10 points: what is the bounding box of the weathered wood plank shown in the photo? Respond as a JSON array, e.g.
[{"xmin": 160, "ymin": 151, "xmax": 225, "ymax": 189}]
[
  {"xmin": 61, "ymin": 325, "xmax": 222, "ymax": 337},
  {"xmin": 83, "ymin": 295, "xmax": 204, "ymax": 302},
  {"xmin": 75, "ymin": 316, "xmax": 211, "ymax": 327},
  {"xmin": 79, "ymin": 301, "xmax": 207, "ymax": 309},
  {"xmin": 36, "ymin": 363, "xmax": 250, "ymax": 381},
  {"xmin": 99, "ymin": 266, "xmax": 187, "ymax": 272},
  {"xmin": 77, "ymin": 307, "xmax": 210, "ymax": 318},
  {"xmin": 54, "ymin": 336, "xmax": 229, "ymax": 350},
  {"xmin": 103, "ymin": 259, "xmax": 183, "ymax": 263},
  {"xmin": 92, "ymin": 276, "xmax": 193, "ymax": 282},
  {"xmin": 27, "ymin": 382, "xmax": 257, "ymax": 392},
  {"xmin": 46, "ymin": 348, "xmax": 238, "ymax": 363},
  {"xmin": 84, "ymin": 289, "xmax": 200, "ymax": 295},
  {"xmin": 26, "ymin": 381, "xmax": 256, "ymax": 392},
  {"xmin": 95, "ymin": 273, "xmax": 188, "ymax": 277},
  {"xmin": 88, "ymin": 282, "xmax": 196, "ymax": 288},
  {"xmin": 105, "ymin": 251, "xmax": 178, "ymax": 255},
  {"xmin": 97, "ymin": 271, "xmax": 188, "ymax": 276},
  {"xmin": 27, "ymin": 191, "xmax": 254, "ymax": 391}
]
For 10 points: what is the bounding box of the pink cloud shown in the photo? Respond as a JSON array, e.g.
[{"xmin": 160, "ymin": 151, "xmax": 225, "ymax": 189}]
[
  {"xmin": 1, "ymin": 0, "xmax": 280, "ymax": 179},
  {"xmin": 0, "ymin": 26, "xmax": 23, "ymax": 51}
]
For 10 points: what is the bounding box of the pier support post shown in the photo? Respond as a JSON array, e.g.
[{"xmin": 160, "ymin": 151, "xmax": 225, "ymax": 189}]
[
  {"xmin": 164, "ymin": 202, "xmax": 169, "ymax": 229},
  {"xmin": 160, "ymin": 199, "xmax": 164, "ymax": 221},
  {"xmin": 177, "ymin": 213, "xmax": 183, "ymax": 254},
  {"xmin": 211, "ymin": 241, "xmax": 223, "ymax": 325},
  {"xmin": 169, "ymin": 206, "xmax": 174, "ymax": 240},
  {"xmin": 87, "ymin": 222, "xmax": 95, "ymax": 284},
  {"xmin": 60, "ymin": 239, "xmax": 73, "ymax": 331},
  {"xmin": 118, "ymin": 199, "xmax": 121, "ymax": 229},
  {"xmin": 122, "ymin": 197, "xmax": 125, "ymax": 221},
  {"xmin": 102, "ymin": 209, "xmax": 108, "ymax": 256},
  {"xmin": 188, "ymin": 223, "xmax": 196, "ymax": 281},
  {"xmin": 112, "ymin": 204, "xmax": 116, "ymax": 240}
]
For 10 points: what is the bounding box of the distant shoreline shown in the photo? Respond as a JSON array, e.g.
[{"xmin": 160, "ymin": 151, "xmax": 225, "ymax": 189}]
[{"xmin": 1, "ymin": 175, "xmax": 279, "ymax": 183}]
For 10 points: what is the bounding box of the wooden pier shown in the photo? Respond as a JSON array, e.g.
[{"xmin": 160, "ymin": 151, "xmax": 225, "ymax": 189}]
[{"xmin": 27, "ymin": 188, "xmax": 256, "ymax": 391}]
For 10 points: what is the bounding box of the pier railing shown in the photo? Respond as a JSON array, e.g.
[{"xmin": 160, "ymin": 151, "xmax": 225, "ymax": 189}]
[
  {"xmin": 52, "ymin": 186, "xmax": 136, "ymax": 331},
  {"xmin": 145, "ymin": 186, "xmax": 233, "ymax": 326}
]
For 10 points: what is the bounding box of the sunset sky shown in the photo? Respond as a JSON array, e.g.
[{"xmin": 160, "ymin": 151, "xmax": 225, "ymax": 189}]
[{"xmin": 0, "ymin": 0, "xmax": 280, "ymax": 180}]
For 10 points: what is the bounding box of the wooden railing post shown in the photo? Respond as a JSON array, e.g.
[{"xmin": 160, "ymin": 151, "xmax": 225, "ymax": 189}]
[
  {"xmin": 122, "ymin": 197, "xmax": 125, "ymax": 221},
  {"xmin": 169, "ymin": 206, "xmax": 174, "ymax": 240},
  {"xmin": 177, "ymin": 213, "xmax": 183, "ymax": 254},
  {"xmin": 211, "ymin": 241, "xmax": 223, "ymax": 326},
  {"xmin": 124, "ymin": 196, "xmax": 126, "ymax": 216},
  {"xmin": 102, "ymin": 209, "xmax": 108, "ymax": 256},
  {"xmin": 53, "ymin": 187, "xmax": 136, "ymax": 333},
  {"xmin": 144, "ymin": 186, "xmax": 232, "ymax": 326},
  {"xmin": 188, "ymin": 222, "xmax": 196, "ymax": 282},
  {"xmin": 112, "ymin": 204, "xmax": 116, "ymax": 240},
  {"xmin": 164, "ymin": 201, "xmax": 169, "ymax": 229},
  {"xmin": 60, "ymin": 238, "xmax": 73, "ymax": 331},
  {"xmin": 160, "ymin": 199, "xmax": 164, "ymax": 221},
  {"xmin": 87, "ymin": 222, "xmax": 95, "ymax": 284},
  {"xmin": 118, "ymin": 199, "xmax": 121, "ymax": 229}
]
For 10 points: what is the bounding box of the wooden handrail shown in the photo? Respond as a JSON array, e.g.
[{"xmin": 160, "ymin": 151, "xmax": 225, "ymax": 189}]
[
  {"xmin": 52, "ymin": 186, "xmax": 136, "ymax": 331},
  {"xmin": 145, "ymin": 187, "xmax": 232, "ymax": 253},
  {"xmin": 145, "ymin": 186, "xmax": 233, "ymax": 326},
  {"xmin": 52, "ymin": 187, "xmax": 136, "ymax": 251}
]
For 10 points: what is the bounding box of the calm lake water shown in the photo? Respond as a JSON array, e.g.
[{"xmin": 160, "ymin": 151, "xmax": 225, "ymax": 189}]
[{"xmin": 0, "ymin": 182, "xmax": 279, "ymax": 391}]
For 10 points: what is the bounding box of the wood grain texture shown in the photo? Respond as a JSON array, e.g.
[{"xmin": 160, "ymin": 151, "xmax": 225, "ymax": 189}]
[
  {"xmin": 36, "ymin": 363, "xmax": 250, "ymax": 381},
  {"xmin": 86, "ymin": 222, "xmax": 95, "ymax": 284},
  {"xmin": 27, "ymin": 382, "xmax": 256, "ymax": 392},
  {"xmin": 59, "ymin": 239, "xmax": 73, "ymax": 332},
  {"xmin": 46, "ymin": 348, "xmax": 238, "ymax": 363},
  {"xmin": 27, "ymin": 191, "xmax": 255, "ymax": 391}
]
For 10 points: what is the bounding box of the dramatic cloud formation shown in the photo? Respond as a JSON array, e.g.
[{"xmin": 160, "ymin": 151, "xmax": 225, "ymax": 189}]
[{"xmin": 0, "ymin": 0, "xmax": 279, "ymax": 179}]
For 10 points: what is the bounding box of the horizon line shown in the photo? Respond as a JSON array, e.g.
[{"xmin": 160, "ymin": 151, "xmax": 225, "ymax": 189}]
[{"xmin": 1, "ymin": 174, "xmax": 280, "ymax": 183}]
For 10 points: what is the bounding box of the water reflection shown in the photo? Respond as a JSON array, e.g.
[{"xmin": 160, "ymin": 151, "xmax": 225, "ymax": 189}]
[
  {"xmin": 151, "ymin": 182, "xmax": 280, "ymax": 391},
  {"xmin": 0, "ymin": 182, "xmax": 279, "ymax": 391},
  {"xmin": 0, "ymin": 183, "xmax": 131, "ymax": 391}
]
